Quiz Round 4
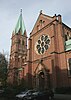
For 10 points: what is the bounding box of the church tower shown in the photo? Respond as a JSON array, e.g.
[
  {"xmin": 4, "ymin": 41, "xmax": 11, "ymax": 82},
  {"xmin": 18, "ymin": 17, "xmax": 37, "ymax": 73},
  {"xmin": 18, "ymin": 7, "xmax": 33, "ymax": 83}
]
[{"xmin": 8, "ymin": 10, "xmax": 27, "ymax": 85}]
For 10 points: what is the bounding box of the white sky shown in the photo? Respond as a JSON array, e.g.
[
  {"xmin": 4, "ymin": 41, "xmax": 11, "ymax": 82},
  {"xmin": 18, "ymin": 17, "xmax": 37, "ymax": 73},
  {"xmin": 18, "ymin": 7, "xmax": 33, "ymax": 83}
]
[{"xmin": 0, "ymin": 0, "xmax": 71, "ymax": 55}]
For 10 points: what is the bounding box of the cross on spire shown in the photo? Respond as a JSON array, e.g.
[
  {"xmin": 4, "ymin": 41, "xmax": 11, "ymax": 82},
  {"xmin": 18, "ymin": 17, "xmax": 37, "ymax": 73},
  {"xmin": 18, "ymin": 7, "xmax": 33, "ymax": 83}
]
[{"xmin": 20, "ymin": 9, "xmax": 22, "ymax": 15}]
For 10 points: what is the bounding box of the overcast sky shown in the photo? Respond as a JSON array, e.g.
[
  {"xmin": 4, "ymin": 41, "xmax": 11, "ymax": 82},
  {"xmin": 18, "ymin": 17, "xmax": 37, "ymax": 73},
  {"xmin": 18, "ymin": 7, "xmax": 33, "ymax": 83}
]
[{"xmin": 0, "ymin": 0, "xmax": 71, "ymax": 55}]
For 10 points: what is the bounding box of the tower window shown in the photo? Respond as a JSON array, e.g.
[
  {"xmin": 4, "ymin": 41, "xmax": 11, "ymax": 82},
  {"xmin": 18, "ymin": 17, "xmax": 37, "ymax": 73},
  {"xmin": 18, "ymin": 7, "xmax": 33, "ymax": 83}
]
[
  {"xmin": 18, "ymin": 39, "xmax": 21, "ymax": 44},
  {"xmin": 22, "ymin": 40, "xmax": 24, "ymax": 45}
]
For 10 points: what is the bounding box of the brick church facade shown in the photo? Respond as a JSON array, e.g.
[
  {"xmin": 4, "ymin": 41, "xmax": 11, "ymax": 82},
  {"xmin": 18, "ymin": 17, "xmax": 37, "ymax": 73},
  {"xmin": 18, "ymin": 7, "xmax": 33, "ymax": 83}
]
[{"xmin": 8, "ymin": 10, "xmax": 71, "ymax": 90}]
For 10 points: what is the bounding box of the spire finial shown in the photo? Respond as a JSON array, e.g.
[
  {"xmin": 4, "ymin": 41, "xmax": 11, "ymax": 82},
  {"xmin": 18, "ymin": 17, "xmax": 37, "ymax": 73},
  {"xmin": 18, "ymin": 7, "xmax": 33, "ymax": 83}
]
[
  {"xmin": 20, "ymin": 9, "xmax": 22, "ymax": 15},
  {"xmin": 40, "ymin": 10, "xmax": 43, "ymax": 14}
]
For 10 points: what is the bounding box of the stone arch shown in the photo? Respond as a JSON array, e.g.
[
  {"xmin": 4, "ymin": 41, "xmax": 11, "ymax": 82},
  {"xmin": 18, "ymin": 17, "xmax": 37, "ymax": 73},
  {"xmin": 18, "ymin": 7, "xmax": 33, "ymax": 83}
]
[{"xmin": 34, "ymin": 62, "xmax": 50, "ymax": 90}]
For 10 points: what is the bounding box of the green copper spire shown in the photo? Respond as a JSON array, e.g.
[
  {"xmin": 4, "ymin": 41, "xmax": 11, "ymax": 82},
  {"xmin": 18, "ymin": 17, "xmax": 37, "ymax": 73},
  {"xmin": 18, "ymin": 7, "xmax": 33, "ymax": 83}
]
[{"xmin": 14, "ymin": 9, "xmax": 26, "ymax": 35}]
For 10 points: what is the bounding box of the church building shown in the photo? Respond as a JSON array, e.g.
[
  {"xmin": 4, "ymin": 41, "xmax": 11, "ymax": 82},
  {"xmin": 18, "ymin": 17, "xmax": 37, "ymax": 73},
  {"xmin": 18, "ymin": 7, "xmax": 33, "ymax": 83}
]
[{"xmin": 8, "ymin": 10, "xmax": 71, "ymax": 90}]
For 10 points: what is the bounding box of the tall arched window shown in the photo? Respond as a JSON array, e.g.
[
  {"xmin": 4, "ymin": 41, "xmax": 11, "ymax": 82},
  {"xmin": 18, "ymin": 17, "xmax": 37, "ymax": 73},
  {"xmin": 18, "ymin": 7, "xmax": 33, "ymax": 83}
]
[
  {"xmin": 68, "ymin": 58, "xmax": 71, "ymax": 76},
  {"xmin": 22, "ymin": 40, "xmax": 24, "ymax": 45},
  {"xmin": 65, "ymin": 32, "xmax": 71, "ymax": 41},
  {"xmin": 65, "ymin": 34, "xmax": 67, "ymax": 41},
  {"xmin": 18, "ymin": 39, "xmax": 21, "ymax": 44}
]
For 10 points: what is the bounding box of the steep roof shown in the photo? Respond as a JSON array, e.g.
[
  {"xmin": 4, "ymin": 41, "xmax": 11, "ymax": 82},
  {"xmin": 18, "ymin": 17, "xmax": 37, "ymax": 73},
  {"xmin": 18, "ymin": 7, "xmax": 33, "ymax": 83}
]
[
  {"xmin": 30, "ymin": 10, "xmax": 53, "ymax": 35},
  {"xmin": 14, "ymin": 9, "xmax": 26, "ymax": 35}
]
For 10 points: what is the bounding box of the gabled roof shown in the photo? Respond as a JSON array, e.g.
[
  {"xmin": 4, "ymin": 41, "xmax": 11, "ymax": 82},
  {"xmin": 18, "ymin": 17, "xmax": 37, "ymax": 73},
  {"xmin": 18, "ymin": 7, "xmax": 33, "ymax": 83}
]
[
  {"xmin": 39, "ymin": 10, "xmax": 53, "ymax": 20},
  {"xmin": 14, "ymin": 9, "xmax": 26, "ymax": 35},
  {"xmin": 40, "ymin": 10, "xmax": 53, "ymax": 19},
  {"xmin": 30, "ymin": 11, "xmax": 53, "ymax": 35}
]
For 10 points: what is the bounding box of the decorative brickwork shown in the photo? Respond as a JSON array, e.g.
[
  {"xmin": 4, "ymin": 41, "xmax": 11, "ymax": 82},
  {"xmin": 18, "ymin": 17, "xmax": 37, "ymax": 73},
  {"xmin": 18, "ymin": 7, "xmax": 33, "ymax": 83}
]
[{"xmin": 8, "ymin": 11, "xmax": 71, "ymax": 90}]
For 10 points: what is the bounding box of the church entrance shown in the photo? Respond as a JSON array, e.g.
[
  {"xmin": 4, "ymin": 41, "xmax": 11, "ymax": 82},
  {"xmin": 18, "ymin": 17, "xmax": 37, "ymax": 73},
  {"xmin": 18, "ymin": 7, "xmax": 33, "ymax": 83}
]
[
  {"xmin": 34, "ymin": 62, "xmax": 50, "ymax": 90},
  {"xmin": 38, "ymin": 71, "xmax": 45, "ymax": 90},
  {"xmin": 34, "ymin": 70, "xmax": 50, "ymax": 90}
]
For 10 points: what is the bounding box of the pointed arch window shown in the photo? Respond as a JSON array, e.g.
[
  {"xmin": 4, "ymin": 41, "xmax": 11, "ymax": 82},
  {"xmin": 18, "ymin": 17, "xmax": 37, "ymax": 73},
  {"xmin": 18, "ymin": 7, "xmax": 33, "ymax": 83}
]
[
  {"xmin": 67, "ymin": 32, "xmax": 70, "ymax": 40},
  {"xmin": 39, "ymin": 20, "xmax": 45, "ymax": 28},
  {"xmin": 39, "ymin": 20, "xmax": 43, "ymax": 24},
  {"xmin": 68, "ymin": 58, "xmax": 71, "ymax": 76},
  {"xmin": 22, "ymin": 59, "xmax": 25, "ymax": 63},
  {"xmin": 22, "ymin": 40, "xmax": 24, "ymax": 45},
  {"xmin": 18, "ymin": 39, "xmax": 21, "ymax": 44},
  {"xmin": 65, "ymin": 32, "xmax": 71, "ymax": 41},
  {"xmin": 65, "ymin": 34, "xmax": 67, "ymax": 41}
]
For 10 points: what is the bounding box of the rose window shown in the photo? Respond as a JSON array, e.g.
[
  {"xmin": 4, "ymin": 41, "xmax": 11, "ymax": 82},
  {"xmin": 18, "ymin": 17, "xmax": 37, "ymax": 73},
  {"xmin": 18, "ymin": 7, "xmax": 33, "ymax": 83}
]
[{"xmin": 35, "ymin": 35, "xmax": 50, "ymax": 54}]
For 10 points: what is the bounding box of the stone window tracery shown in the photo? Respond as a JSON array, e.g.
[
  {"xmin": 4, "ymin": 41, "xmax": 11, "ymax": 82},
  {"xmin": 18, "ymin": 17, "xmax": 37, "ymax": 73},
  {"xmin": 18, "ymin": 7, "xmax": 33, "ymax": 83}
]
[{"xmin": 35, "ymin": 34, "xmax": 50, "ymax": 54}]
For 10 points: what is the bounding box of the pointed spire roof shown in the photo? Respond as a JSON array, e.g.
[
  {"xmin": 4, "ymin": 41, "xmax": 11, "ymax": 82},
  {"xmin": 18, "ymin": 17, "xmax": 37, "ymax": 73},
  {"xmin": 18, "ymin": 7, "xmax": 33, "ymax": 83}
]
[{"xmin": 14, "ymin": 9, "xmax": 26, "ymax": 35}]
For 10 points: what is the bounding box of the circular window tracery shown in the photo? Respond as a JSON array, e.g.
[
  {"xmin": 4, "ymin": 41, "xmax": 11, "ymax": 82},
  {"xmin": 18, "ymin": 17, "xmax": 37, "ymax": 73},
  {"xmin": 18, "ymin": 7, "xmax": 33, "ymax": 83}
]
[{"xmin": 35, "ymin": 34, "xmax": 50, "ymax": 54}]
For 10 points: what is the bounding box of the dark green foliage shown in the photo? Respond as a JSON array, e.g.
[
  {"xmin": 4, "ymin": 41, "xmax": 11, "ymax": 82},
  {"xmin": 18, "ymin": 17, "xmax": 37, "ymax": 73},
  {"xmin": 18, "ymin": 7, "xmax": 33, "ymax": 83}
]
[
  {"xmin": 3, "ymin": 83, "xmax": 26, "ymax": 98},
  {"xmin": 0, "ymin": 53, "xmax": 8, "ymax": 86}
]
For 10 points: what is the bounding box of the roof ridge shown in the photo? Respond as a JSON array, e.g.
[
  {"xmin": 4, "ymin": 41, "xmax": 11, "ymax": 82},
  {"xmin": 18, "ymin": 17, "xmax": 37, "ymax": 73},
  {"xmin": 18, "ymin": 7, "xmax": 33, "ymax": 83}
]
[{"xmin": 41, "ymin": 13, "xmax": 53, "ymax": 18}]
